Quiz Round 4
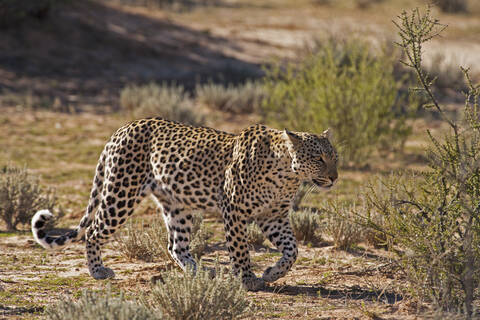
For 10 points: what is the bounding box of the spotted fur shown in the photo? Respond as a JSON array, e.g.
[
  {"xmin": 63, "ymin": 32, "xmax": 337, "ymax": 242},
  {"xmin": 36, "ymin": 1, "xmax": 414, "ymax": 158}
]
[{"xmin": 31, "ymin": 118, "xmax": 338, "ymax": 291}]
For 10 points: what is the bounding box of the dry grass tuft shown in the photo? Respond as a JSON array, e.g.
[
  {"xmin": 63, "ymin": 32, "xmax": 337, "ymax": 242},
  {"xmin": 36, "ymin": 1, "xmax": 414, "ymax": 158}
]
[
  {"xmin": 114, "ymin": 218, "xmax": 169, "ymax": 262},
  {"xmin": 289, "ymin": 209, "xmax": 321, "ymax": 244},
  {"xmin": 143, "ymin": 265, "xmax": 250, "ymax": 320},
  {"xmin": 45, "ymin": 287, "xmax": 158, "ymax": 320},
  {"xmin": 120, "ymin": 83, "xmax": 205, "ymax": 125},
  {"xmin": 246, "ymin": 222, "xmax": 264, "ymax": 246},
  {"xmin": 195, "ymin": 81, "xmax": 264, "ymax": 114}
]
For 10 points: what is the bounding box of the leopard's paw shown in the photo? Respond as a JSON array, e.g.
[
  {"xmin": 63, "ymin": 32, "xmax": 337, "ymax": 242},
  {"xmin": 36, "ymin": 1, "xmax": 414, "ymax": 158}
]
[
  {"xmin": 262, "ymin": 266, "xmax": 284, "ymax": 283},
  {"xmin": 92, "ymin": 266, "xmax": 115, "ymax": 280},
  {"xmin": 242, "ymin": 275, "xmax": 265, "ymax": 291}
]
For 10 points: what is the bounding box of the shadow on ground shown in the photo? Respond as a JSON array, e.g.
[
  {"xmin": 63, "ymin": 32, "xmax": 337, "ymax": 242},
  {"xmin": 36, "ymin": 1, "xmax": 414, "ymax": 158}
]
[
  {"xmin": 0, "ymin": 1, "xmax": 263, "ymax": 111},
  {"xmin": 265, "ymin": 283, "xmax": 403, "ymax": 304}
]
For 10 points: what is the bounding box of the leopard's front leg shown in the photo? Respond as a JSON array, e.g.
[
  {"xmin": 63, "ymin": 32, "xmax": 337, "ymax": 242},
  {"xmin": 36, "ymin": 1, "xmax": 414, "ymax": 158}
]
[
  {"xmin": 222, "ymin": 209, "xmax": 265, "ymax": 291},
  {"xmin": 257, "ymin": 213, "xmax": 298, "ymax": 283}
]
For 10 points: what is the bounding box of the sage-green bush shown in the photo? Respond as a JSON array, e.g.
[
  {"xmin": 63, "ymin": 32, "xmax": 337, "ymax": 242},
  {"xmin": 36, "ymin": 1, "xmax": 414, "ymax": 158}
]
[
  {"xmin": 261, "ymin": 37, "xmax": 412, "ymax": 164},
  {"xmin": 0, "ymin": 165, "xmax": 57, "ymax": 231},
  {"xmin": 45, "ymin": 289, "xmax": 158, "ymax": 320},
  {"xmin": 143, "ymin": 266, "xmax": 250, "ymax": 320},
  {"xmin": 120, "ymin": 83, "xmax": 204, "ymax": 125}
]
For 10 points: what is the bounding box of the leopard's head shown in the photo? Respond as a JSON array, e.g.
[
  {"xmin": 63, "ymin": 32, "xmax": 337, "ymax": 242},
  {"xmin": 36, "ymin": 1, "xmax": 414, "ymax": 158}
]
[{"xmin": 283, "ymin": 128, "xmax": 338, "ymax": 189}]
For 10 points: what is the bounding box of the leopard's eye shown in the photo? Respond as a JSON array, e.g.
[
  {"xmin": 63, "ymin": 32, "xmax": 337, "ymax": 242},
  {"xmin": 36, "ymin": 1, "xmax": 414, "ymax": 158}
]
[{"xmin": 318, "ymin": 157, "xmax": 325, "ymax": 164}]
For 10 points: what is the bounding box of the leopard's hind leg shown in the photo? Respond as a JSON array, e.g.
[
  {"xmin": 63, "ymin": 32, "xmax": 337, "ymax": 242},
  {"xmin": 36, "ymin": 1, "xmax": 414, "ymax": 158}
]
[
  {"xmin": 85, "ymin": 172, "xmax": 153, "ymax": 280},
  {"xmin": 151, "ymin": 191, "xmax": 197, "ymax": 272}
]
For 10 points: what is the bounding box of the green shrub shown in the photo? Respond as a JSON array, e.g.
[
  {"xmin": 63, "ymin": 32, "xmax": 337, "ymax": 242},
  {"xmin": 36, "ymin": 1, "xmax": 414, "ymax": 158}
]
[
  {"xmin": 289, "ymin": 209, "xmax": 321, "ymax": 244},
  {"xmin": 143, "ymin": 266, "xmax": 250, "ymax": 320},
  {"xmin": 357, "ymin": 7, "xmax": 480, "ymax": 316},
  {"xmin": 0, "ymin": 165, "xmax": 57, "ymax": 231},
  {"xmin": 246, "ymin": 222, "xmax": 264, "ymax": 246},
  {"xmin": 114, "ymin": 218, "xmax": 169, "ymax": 262},
  {"xmin": 120, "ymin": 83, "xmax": 205, "ymax": 125},
  {"xmin": 195, "ymin": 81, "xmax": 265, "ymax": 114},
  {"xmin": 363, "ymin": 170, "xmax": 480, "ymax": 315},
  {"xmin": 261, "ymin": 37, "xmax": 412, "ymax": 164},
  {"xmin": 45, "ymin": 288, "xmax": 158, "ymax": 320}
]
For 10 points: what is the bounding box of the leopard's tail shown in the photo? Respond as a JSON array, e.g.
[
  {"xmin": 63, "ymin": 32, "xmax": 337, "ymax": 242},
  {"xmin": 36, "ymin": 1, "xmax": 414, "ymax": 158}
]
[{"xmin": 31, "ymin": 152, "xmax": 106, "ymax": 250}]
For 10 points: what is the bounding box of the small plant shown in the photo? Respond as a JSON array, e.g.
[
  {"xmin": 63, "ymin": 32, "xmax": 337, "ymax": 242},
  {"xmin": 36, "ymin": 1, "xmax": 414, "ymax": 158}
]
[
  {"xmin": 142, "ymin": 265, "xmax": 250, "ymax": 320},
  {"xmin": 321, "ymin": 200, "xmax": 365, "ymax": 250},
  {"xmin": 45, "ymin": 287, "xmax": 158, "ymax": 320},
  {"xmin": 0, "ymin": 165, "xmax": 57, "ymax": 231},
  {"xmin": 289, "ymin": 209, "xmax": 321, "ymax": 244},
  {"xmin": 120, "ymin": 83, "xmax": 205, "ymax": 125},
  {"xmin": 195, "ymin": 80, "xmax": 265, "ymax": 114},
  {"xmin": 261, "ymin": 37, "xmax": 412, "ymax": 164},
  {"xmin": 246, "ymin": 222, "xmax": 264, "ymax": 246},
  {"xmin": 114, "ymin": 218, "xmax": 169, "ymax": 262}
]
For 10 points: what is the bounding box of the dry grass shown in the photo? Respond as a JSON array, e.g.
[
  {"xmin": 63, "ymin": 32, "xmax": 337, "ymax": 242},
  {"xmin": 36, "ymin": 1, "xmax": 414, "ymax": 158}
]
[
  {"xmin": 289, "ymin": 209, "xmax": 322, "ymax": 244},
  {"xmin": 321, "ymin": 200, "xmax": 365, "ymax": 250},
  {"xmin": 120, "ymin": 83, "xmax": 205, "ymax": 125},
  {"xmin": 114, "ymin": 218, "xmax": 169, "ymax": 262},
  {"xmin": 246, "ymin": 222, "xmax": 264, "ymax": 246},
  {"xmin": 195, "ymin": 81, "xmax": 265, "ymax": 114}
]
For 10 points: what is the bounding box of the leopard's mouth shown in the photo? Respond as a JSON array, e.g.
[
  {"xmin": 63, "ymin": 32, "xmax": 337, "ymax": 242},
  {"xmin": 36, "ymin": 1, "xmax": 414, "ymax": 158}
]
[{"xmin": 312, "ymin": 179, "xmax": 333, "ymax": 189}]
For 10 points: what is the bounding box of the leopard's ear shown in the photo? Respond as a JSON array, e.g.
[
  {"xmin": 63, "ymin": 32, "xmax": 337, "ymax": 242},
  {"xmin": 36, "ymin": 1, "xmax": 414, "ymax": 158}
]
[
  {"xmin": 284, "ymin": 129, "xmax": 302, "ymax": 148},
  {"xmin": 321, "ymin": 128, "xmax": 331, "ymax": 139}
]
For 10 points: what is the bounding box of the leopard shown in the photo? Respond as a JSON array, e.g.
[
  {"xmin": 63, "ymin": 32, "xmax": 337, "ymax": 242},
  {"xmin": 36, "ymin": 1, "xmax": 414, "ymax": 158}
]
[{"xmin": 31, "ymin": 118, "xmax": 338, "ymax": 291}]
